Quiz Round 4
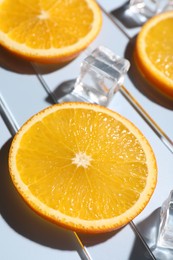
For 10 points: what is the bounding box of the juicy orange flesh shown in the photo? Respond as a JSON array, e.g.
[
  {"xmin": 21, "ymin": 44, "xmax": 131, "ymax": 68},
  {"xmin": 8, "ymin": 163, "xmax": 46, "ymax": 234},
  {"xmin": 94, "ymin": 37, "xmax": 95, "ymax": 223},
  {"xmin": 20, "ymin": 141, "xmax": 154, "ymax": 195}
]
[
  {"xmin": 145, "ymin": 17, "xmax": 173, "ymax": 79},
  {"xmin": 16, "ymin": 108, "xmax": 147, "ymax": 220},
  {"xmin": 0, "ymin": 0, "xmax": 93, "ymax": 48}
]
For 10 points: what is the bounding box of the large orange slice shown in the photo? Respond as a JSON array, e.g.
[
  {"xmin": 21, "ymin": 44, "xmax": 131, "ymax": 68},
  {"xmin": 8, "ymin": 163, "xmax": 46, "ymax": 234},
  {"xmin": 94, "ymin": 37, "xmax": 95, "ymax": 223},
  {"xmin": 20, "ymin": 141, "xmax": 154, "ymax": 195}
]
[
  {"xmin": 134, "ymin": 11, "xmax": 173, "ymax": 99},
  {"xmin": 9, "ymin": 102, "xmax": 157, "ymax": 233},
  {"xmin": 0, "ymin": 0, "xmax": 102, "ymax": 63}
]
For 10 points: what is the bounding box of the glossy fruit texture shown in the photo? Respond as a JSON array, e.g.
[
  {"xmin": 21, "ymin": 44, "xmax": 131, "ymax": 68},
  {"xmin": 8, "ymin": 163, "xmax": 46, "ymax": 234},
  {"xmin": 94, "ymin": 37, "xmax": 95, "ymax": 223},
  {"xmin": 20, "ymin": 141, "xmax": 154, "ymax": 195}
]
[
  {"xmin": 9, "ymin": 102, "xmax": 157, "ymax": 233},
  {"xmin": 135, "ymin": 11, "xmax": 173, "ymax": 99},
  {"xmin": 0, "ymin": 0, "xmax": 102, "ymax": 63}
]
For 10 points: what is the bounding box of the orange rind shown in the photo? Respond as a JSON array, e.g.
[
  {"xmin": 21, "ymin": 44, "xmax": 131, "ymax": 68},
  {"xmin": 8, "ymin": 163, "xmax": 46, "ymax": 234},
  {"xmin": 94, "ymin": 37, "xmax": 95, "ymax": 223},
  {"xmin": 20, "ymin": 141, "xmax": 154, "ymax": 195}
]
[
  {"xmin": 0, "ymin": 0, "xmax": 102, "ymax": 63},
  {"xmin": 135, "ymin": 11, "xmax": 173, "ymax": 99},
  {"xmin": 9, "ymin": 103, "xmax": 157, "ymax": 233}
]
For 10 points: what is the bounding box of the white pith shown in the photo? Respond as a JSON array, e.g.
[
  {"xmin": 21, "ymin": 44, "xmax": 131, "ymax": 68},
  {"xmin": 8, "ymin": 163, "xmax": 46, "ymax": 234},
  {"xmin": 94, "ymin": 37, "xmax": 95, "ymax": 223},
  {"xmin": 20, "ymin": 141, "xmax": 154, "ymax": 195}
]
[{"xmin": 72, "ymin": 151, "xmax": 92, "ymax": 168}]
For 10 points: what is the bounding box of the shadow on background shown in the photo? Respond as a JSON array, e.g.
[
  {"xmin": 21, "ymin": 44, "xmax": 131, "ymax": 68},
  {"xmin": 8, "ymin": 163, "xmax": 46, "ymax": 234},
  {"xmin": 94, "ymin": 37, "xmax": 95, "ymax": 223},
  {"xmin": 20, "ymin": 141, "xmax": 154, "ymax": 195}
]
[
  {"xmin": 1, "ymin": 136, "xmax": 161, "ymax": 258},
  {"xmin": 0, "ymin": 46, "xmax": 35, "ymax": 74},
  {"xmin": 129, "ymin": 238, "xmax": 154, "ymax": 260},
  {"xmin": 0, "ymin": 46, "xmax": 72, "ymax": 75},
  {"xmin": 130, "ymin": 209, "xmax": 161, "ymax": 260},
  {"xmin": 0, "ymin": 139, "xmax": 80, "ymax": 251},
  {"xmin": 130, "ymin": 208, "xmax": 173, "ymax": 259},
  {"xmin": 110, "ymin": 1, "xmax": 147, "ymax": 29},
  {"xmin": 135, "ymin": 209, "xmax": 173, "ymax": 259},
  {"xmin": 52, "ymin": 79, "xmax": 76, "ymax": 100},
  {"xmin": 0, "ymin": 139, "xmax": 119, "ymax": 253},
  {"xmin": 79, "ymin": 228, "xmax": 122, "ymax": 247},
  {"xmin": 124, "ymin": 37, "xmax": 173, "ymax": 110}
]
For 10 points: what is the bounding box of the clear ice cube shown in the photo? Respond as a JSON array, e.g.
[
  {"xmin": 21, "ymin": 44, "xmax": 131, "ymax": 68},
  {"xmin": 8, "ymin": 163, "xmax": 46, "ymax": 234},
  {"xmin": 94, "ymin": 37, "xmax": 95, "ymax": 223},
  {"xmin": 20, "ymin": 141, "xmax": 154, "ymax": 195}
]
[
  {"xmin": 129, "ymin": 0, "xmax": 173, "ymax": 21},
  {"xmin": 157, "ymin": 190, "xmax": 173, "ymax": 249},
  {"xmin": 72, "ymin": 46, "xmax": 130, "ymax": 106}
]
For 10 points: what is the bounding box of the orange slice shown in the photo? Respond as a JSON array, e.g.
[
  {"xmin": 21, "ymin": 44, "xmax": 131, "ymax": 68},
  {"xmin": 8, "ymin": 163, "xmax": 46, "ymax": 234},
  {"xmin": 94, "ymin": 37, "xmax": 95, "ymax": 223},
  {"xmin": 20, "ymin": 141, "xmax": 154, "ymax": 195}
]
[
  {"xmin": 134, "ymin": 11, "xmax": 173, "ymax": 99},
  {"xmin": 0, "ymin": 0, "xmax": 102, "ymax": 63},
  {"xmin": 9, "ymin": 102, "xmax": 157, "ymax": 233}
]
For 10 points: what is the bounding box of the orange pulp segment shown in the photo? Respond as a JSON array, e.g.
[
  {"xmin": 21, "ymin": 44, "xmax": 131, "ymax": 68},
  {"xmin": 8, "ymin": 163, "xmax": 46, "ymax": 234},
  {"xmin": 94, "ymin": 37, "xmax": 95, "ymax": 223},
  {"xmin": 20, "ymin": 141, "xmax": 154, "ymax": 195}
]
[
  {"xmin": 9, "ymin": 102, "xmax": 157, "ymax": 233},
  {"xmin": 134, "ymin": 11, "xmax": 173, "ymax": 99},
  {"xmin": 0, "ymin": 0, "xmax": 102, "ymax": 63}
]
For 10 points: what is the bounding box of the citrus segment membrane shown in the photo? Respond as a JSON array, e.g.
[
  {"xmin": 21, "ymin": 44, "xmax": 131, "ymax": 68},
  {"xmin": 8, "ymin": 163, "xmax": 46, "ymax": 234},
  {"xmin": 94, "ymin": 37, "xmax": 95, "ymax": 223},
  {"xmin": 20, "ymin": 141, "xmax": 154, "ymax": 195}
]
[{"xmin": 9, "ymin": 103, "xmax": 157, "ymax": 233}]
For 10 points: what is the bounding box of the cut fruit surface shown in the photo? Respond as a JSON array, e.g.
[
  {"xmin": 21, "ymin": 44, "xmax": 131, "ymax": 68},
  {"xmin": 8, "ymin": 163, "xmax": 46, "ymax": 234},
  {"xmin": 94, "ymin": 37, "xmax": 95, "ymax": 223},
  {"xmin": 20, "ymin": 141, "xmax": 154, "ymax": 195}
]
[
  {"xmin": 9, "ymin": 102, "xmax": 157, "ymax": 233},
  {"xmin": 0, "ymin": 0, "xmax": 102, "ymax": 63},
  {"xmin": 134, "ymin": 11, "xmax": 173, "ymax": 99}
]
